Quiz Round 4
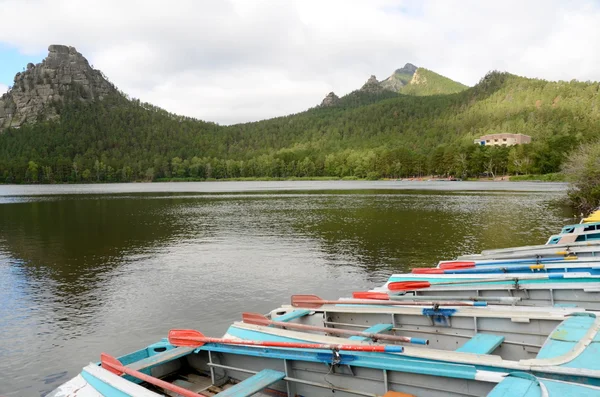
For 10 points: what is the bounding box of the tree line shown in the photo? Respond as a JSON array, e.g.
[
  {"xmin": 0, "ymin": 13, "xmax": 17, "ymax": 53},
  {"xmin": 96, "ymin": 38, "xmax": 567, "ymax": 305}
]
[{"xmin": 0, "ymin": 71, "xmax": 598, "ymax": 183}]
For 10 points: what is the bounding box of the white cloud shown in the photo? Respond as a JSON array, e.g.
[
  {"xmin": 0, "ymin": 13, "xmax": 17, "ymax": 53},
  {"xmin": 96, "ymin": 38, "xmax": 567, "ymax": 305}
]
[
  {"xmin": 0, "ymin": 83, "xmax": 7, "ymax": 95},
  {"xmin": 1, "ymin": 0, "xmax": 599, "ymax": 124}
]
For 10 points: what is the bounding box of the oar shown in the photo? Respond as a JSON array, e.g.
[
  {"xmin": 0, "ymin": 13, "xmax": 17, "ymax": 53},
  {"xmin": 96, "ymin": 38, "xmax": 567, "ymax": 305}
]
[
  {"xmin": 439, "ymin": 256, "xmax": 578, "ymax": 268},
  {"xmin": 168, "ymin": 329, "xmax": 404, "ymax": 353},
  {"xmin": 101, "ymin": 353, "xmax": 199, "ymax": 397},
  {"xmin": 413, "ymin": 264, "xmax": 548, "ymax": 274},
  {"xmin": 437, "ymin": 261, "xmax": 476, "ymax": 269},
  {"xmin": 460, "ymin": 249, "xmax": 581, "ymax": 261},
  {"xmin": 242, "ymin": 312, "xmax": 428, "ymax": 345},
  {"xmin": 352, "ymin": 291, "xmax": 521, "ymax": 304},
  {"xmin": 387, "ymin": 274, "xmax": 567, "ymax": 291},
  {"xmin": 446, "ymin": 264, "xmax": 550, "ymax": 274},
  {"xmin": 290, "ymin": 294, "xmax": 487, "ymax": 308}
]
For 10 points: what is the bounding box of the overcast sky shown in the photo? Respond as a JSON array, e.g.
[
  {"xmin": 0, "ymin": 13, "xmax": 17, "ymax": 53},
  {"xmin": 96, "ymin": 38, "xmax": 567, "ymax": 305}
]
[{"xmin": 1, "ymin": 0, "xmax": 599, "ymax": 125}]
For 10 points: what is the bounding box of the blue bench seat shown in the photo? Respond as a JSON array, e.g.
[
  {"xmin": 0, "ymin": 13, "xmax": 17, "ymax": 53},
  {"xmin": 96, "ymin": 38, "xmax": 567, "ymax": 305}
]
[
  {"xmin": 217, "ymin": 369, "xmax": 286, "ymax": 397},
  {"xmin": 456, "ymin": 333, "xmax": 505, "ymax": 354},
  {"xmin": 127, "ymin": 347, "xmax": 195, "ymax": 371},
  {"xmin": 349, "ymin": 323, "xmax": 394, "ymax": 341},
  {"xmin": 272, "ymin": 309, "xmax": 311, "ymax": 323}
]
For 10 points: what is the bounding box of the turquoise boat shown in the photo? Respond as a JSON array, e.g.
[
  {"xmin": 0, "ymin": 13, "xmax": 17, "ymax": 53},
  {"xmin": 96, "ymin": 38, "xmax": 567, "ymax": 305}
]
[
  {"xmin": 48, "ymin": 329, "xmax": 600, "ymax": 397},
  {"xmin": 534, "ymin": 221, "xmax": 600, "ymax": 245},
  {"xmin": 226, "ymin": 304, "xmax": 600, "ymax": 388},
  {"xmin": 375, "ymin": 272, "xmax": 600, "ymax": 308},
  {"xmin": 429, "ymin": 260, "xmax": 600, "ymax": 275},
  {"xmin": 459, "ymin": 241, "xmax": 600, "ymax": 261},
  {"xmin": 546, "ymin": 228, "xmax": 600, "ymax": 245}
]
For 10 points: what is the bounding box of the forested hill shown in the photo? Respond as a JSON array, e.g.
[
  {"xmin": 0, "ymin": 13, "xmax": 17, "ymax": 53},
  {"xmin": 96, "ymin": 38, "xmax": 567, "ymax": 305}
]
[
  {"xmin": 0, "ymin": 51, "xmax": 599, "ymax": 183},
  {"xmin": 321, "ymin": 66, "xmax": 468, "ymax": 109},
  {"xmin": 399, "ymin": 68, "xmax": 469, "ymax": 96},
  {"xmin": 222, "ymin": 72, "xmax": 599, "ymax": 178}
]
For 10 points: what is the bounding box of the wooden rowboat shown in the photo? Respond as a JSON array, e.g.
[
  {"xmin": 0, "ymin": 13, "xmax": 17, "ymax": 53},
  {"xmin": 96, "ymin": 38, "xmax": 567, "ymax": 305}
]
[
  {"xmin": 225, "ymin": 302, "xmax": 600, "ymax": 387},
  {"xmin": 48, "ymin": 313, "xmax": 600, "ymax": 397},
  {"xmin": 374, "ymin": 273, "xmax": 600, "ymax": 308}
]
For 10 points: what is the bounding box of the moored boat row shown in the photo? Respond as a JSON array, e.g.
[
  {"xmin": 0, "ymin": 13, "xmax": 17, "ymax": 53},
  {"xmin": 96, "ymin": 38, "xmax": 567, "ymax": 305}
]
[
  {"xmin": 48, "ymin": 301, "xmax": 600, "ymax": 396},
  {"xmin": 49, "ymin": 210, "xmax": 600, "ymax": 396}
]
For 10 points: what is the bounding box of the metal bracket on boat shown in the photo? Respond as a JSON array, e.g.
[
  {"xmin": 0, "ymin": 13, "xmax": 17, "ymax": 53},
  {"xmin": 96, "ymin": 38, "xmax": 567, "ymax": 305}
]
[
  {"xmin": 512, "ymin": 278, "xmax": 520, "ymax": 290},
  {"xmin": 331, "ymin": 349, "xmax": 341, "ymax": 366},
  {"xmin": 422, "ymin": 307, "xmax": 455, "ymax": 327},
  {"xmin": 323, "ymin": 348, "xmax": 342, "ymax": 374}
]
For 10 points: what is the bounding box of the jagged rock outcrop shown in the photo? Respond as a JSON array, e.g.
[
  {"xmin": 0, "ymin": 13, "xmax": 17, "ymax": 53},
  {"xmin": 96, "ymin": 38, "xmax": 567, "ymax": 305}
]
[
  {"xmin": 0, "ymin": 45, "xmax": 117, "ymax": 130},
  {"xmin": 360, "ymin": 75, "xmax": 383, "ymax": 93},
  {"xmin": 410, "ymin": 69, "xmax": 427, "ymax": 85},
  {"xmin": 320, "ymin": 92, "xmax": 340, "ymax": 107},
  {"xmin": 380, "ymin": 63, "xmax": 418, "ymax": 92},
  {"xmin": 395, "ymin": 63, "xmax": 418, "ymax": 75}
]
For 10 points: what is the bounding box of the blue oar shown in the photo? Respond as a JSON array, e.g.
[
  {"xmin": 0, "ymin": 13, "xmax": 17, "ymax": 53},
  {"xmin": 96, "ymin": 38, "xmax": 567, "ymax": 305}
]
[
  {"xmin": 445, "ymin": 264, "xmax": 600, "ymax": 275},
  {"xmin": 388, "ymin": 274, "xmax": 571, "ymax": 291},
  {"xmin": 445, "ymin": 264, "xmax": 549, "ymax": 274},
  {"xmin": 416, "ymin": 264, "xmax": 550, "ymax": 275},
  {"xmin": 440, "ymin": 256, "xmax": 578, "ymax": 267}
]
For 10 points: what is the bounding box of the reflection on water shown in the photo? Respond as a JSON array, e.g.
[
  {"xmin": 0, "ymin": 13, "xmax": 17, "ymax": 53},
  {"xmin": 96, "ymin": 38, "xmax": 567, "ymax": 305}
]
[{"xmin": 0, "ymin": 186, "xmax": 574, "ymax": 395}]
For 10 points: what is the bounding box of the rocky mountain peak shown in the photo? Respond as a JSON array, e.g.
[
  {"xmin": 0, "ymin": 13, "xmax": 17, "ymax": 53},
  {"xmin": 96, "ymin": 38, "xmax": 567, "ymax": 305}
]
[
  {"xmin": 320, "ymin": 91, "xmax": 340, "ymax": 107},
  {"xmin": 360, "ymin": 75, "xmax": 383, "ymax": 93},
  {"xmin": 380, "ymin": 63, "xmax": 419, "ymax": 92},
  {"xmin": 0, "ymin": 45, "xmax": 117, "ymax": 130},
  {"xmin": 394, "ymin": 63, "xmax": 418, "ymax": 75}
]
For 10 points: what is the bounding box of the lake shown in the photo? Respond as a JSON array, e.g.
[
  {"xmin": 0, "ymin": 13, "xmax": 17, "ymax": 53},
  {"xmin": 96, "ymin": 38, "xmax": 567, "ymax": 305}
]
[{"xmin": 0, "ymin": 181, "xmax": 575, "ymax": 395}]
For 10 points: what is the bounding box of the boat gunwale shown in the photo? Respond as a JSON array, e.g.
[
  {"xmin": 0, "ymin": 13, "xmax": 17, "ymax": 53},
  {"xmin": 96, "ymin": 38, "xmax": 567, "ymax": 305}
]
[{"xmin": 228, "ymin": 318, "xmax": 600, "ymax": 380}]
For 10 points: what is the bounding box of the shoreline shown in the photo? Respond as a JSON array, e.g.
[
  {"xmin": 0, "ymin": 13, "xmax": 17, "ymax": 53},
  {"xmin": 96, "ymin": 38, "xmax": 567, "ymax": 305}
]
[{"xmin": 0, "ymin": 174, "xmax": 566, "ymax": 185}]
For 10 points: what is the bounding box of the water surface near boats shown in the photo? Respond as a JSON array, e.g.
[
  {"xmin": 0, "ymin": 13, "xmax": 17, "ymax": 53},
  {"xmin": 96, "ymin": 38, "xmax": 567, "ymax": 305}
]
[{"xmin": 0, "ymin": 181, "xmax": 574, "ymax": 395}]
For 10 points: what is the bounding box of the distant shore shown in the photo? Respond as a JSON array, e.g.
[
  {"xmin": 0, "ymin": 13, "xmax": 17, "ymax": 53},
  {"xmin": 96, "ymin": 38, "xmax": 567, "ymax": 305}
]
[
  {"xmin": 0, "ymin": 173, "xmax": 566, "ymax": 185},
  {"xmin": 153, "ymin": 173, "xmax": 566, "ymax": 183}
]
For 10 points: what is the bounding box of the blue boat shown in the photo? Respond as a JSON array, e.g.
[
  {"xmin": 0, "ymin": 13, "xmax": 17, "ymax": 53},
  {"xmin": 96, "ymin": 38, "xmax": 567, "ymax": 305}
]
[
  {"xmin": 430, "ymin": 261, "xmax": 600, "ymax": 275},
  {"xmin": 459, "ymin": 241, "xmax": 600, "ymax": 261},
  {"xmin": 227, "ymin": 305, "xmax": 600, "ymax": 389},
  {"xmin": 48, "ymin": 327, "xmax": 600, "ymax": 397},
  {"xmin": 376, "ymin": 272, "xmax": 600, "ymax": 308},
  {"xmin": 456, "ymin": 220, "xmax": 600, "ymax": 261}
]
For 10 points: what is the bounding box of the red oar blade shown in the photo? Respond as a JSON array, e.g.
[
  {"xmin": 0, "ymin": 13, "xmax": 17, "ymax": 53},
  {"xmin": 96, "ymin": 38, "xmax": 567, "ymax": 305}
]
[
  {"xmin": 388, "ymin": 281, "xmax": 432, "ymax": 291},
  {"xmin": 291, "ymin": 294, "xmax": 323, "ymax": 308},
  {"xmin": 352, "ymin": 291, "xmax": 390, "ymax": 300},
  {"xmin": 242, "ymin": 312, "xmax": 271, "ymax": 326},
  {"xmin": 438, "ymin": 261, "xmax": 476, "ymax": 270},
  {"xmin": 168, "ymin": 329, "xmax": 206, "ymax": 347},
  {"xmin": 411, "ymin": 268, "xmax": 445, "ymax": 274},
  {"xmin": 101, "ymin": 353, "xmax": 124, "ymax": 376}
]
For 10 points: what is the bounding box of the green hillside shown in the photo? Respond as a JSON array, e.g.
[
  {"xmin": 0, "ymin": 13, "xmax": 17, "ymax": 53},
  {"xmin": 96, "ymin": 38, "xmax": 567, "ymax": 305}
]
[
  {"xmin": 332, "ymin": 67, "xmax": 468, "ymax": 109},
  {"xmin": 0, "ymin": 71, "xmax": 599, "ymax": 183},
  {"xmin": 399, "ymin": 68, "xmax": 469, "ymax": 96}
]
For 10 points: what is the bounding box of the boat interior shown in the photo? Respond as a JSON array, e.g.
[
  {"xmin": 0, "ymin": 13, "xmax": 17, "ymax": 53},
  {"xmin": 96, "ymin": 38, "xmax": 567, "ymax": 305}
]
[
  {"xmin": 85, "ymin": 338, "xmax": 504, "ymax": 397},
  {"xmin": 373, "ymin": 279, "xmax": 600, "ymax": 309},
  {"xmin": 244, "ymin": 305, "xmax": 600, "ymax": 367},
  {"xmin": 85, "ymin": 304, "xmax": 600, "ymax": 397}
]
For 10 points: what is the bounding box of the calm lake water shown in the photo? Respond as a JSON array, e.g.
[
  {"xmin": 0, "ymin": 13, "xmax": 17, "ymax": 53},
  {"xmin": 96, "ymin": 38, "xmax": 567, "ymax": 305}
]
[{"xmin": 0, "ymin": 181, "xmax": 575, "ymax": 395}]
